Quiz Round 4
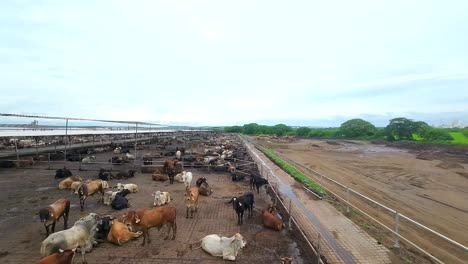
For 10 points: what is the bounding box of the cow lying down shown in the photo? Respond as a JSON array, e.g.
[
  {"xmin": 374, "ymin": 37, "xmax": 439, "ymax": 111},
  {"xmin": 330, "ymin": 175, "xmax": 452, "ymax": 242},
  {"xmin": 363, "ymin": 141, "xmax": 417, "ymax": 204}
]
[
  {"xmin": 40, "ymin": 213, "xmax": 100, "ymax": 264},
  {"xmin": 192, "ymin": 233, "xmax": 247, "ymax": 261}
]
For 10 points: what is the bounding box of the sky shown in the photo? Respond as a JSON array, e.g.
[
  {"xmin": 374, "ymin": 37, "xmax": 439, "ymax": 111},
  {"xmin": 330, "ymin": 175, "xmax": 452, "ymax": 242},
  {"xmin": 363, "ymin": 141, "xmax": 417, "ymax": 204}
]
[{"xmin": 1, "ymin": 0, "xmax": 468, "ymax": 127}]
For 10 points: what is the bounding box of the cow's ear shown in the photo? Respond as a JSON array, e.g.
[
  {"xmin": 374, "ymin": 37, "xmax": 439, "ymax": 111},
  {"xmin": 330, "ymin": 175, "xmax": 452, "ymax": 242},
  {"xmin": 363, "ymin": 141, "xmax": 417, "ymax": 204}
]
[
  {"xmin": 71, "ymin": 248, "xmax": 76, "ymax": 252},
  {"xmin": 59, "ymin": 249, "xmax": 64, "ymax": 253},
  {"xmin": 49, "ymin": 209, "xmax": 54, "ymax": 217},
  {"xmin": 135, "ymin": 216, "xmax": 140, "ymax": 223},
  {"xmin": 110, "ymin": 220, "xmax": 114, "ymax": 225}
]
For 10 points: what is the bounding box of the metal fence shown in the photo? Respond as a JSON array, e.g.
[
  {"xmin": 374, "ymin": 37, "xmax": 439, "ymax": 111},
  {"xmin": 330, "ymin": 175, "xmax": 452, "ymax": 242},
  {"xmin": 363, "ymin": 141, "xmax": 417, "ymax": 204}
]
[{"xmin": 245, "ymin": 136, "xmax": 468, "ymax": 264}]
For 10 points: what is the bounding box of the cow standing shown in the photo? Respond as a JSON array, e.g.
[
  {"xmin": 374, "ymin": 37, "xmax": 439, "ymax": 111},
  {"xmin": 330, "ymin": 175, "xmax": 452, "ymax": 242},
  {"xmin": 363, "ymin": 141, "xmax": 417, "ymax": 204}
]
[{"xmin": 38, "ymin": 198, "xmax": 70, "ymax": 237}]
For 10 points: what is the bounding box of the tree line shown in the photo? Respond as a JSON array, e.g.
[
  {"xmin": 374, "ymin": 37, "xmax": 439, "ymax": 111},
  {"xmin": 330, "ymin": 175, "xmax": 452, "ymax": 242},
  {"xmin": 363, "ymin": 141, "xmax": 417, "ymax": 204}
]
[{"xmin": 223, "ymin": 118, "xmax": 468, "ymax": 143}]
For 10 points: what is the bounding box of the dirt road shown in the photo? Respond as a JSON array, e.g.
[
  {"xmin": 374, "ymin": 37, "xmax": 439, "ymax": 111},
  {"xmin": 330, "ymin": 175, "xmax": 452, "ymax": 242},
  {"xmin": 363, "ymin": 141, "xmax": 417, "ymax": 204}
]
[{"xmin": 261, "ymin": 138, "xmax": 468, "ymax": 263}]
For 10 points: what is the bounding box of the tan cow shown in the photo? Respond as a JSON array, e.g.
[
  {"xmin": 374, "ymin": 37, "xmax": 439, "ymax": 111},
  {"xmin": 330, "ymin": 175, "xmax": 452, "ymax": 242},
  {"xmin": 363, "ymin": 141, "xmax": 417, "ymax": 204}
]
[
  {"xmin": 185, "ymin": 187, "xmax": 199, "ymax": 219},
  {"xmin": 58, "ymin": 176, "xmax": 82, "ymax": 190}
]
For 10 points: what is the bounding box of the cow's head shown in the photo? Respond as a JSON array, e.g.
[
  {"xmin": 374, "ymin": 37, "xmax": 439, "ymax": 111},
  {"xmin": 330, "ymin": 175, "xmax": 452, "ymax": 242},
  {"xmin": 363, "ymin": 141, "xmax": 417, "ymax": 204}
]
[
  {"xmin": 101, "ymin": 181, "xmax": 110, "ymax": 189},
  {"xmin": 38, "ymin": 207, "xmax": 52, "ymax": 222},
  {"xmin": 234, "ymin": 233, "xmax": 247, "ymax": 248}
]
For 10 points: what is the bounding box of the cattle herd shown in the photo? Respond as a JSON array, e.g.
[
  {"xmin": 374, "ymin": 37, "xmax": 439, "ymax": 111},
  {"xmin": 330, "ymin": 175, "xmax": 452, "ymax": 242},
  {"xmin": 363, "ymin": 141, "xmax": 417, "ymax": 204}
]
[{"xmin": 28, "ymin": 134, "xmax": 295, "ymax": 264}]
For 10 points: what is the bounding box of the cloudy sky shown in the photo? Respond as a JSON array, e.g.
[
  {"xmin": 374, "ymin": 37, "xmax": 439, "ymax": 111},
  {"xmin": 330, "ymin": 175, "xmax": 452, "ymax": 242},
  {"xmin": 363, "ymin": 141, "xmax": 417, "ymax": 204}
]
[{"xmin": 1, "ymin": 1, "xmax": 467, "ymax": 127}]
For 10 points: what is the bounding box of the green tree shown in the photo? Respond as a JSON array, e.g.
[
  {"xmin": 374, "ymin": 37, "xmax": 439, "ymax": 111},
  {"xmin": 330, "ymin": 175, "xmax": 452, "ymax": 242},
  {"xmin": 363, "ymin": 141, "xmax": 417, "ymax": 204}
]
[
  {"xmin": 418, "ymin": 127, "xmax": 453, "ymax": 142},
  {"xmin": 296, "ymin": 127, "xmax": 312, "ymax": 136},
  {"xmin": 242, "ymin": 123, "xmax": 260, "ymax": 135},
  {"xmin": 337, "ymin": 119, "xmax": 377, "ymax": 138},
  {"xmin": 271, "ymin": 124, "xmax": 293, "ymax": 136},
  {"xmin": 385, "ymin": 117, "xmax": 426, "ymax": 140},
  {"xmin": 224, "ymin": 126, "xmax": 242, "ymax": 133}
]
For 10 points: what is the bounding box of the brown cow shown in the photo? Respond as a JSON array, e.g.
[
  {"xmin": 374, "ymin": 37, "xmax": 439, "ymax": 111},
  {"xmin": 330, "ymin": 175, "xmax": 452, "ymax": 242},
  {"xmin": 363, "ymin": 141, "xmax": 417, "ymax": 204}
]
[
  {"xmin": 33, "ymin": 248, "xmax": 76, "ymax": 264},
  {"xmin": 152, "ymin": 173, "xmax": 168, "ymax": 181},
  {"xmin": 38, "ymin": 198, "xmax": 70, "ymax": 237},
  {"xmin": 262, "ymin": 205, "xmax": 284, "ymax": 231},
  {"xmin": 15, "ymin": 156, "xmax": 35, "ymax": 167},
  {"xmin": 198, "ymin": 182, "xmax": 212, "ymax": 196},
  {"xmin": 119, "ymin": 206, "xmax": 177, "ymax": 246},
  {"xmin": 78, "ymin": 180, "xmax": 109, "ymax": 211},
  {"xmin": 58, "ymin": 176, "xmax": 82, "ymax": 190},
  {"xmin": 185, "ymin": 187, "xmax": 199, "ymax": 218},
  {"xmin": 107, "ymin": 219, "xmax": 143, "ymax": 245}
]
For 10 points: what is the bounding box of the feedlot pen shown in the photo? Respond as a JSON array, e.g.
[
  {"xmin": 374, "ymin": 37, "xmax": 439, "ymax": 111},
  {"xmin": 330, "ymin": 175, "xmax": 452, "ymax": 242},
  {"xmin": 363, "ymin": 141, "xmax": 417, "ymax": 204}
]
[{"xmin": 0, "ymin": 145, "xmax": 311, "ymax": 263}]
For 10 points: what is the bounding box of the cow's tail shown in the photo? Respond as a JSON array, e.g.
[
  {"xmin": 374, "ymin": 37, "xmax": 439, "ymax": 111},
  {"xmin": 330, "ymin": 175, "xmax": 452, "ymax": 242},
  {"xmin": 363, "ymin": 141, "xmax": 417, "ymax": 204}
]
[{"xmin": 64, "ymin": 199, "xmax": 71, "ymax": 216}]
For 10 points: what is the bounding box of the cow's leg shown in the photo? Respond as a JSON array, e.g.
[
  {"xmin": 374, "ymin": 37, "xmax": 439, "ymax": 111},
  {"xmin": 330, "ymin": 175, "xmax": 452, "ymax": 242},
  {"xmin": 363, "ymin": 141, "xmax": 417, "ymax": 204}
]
[
  {"xmin": 146, "ymin": 229, "xmax": 152, "ymax": 244},
  {"xmin": 172, "ymin": 221, "xmax": 177, "ymax": 240},
  {"xmin": 81, "ymin": 248, "xmax": 87, "ymax": 264},
  {"xmin": 51, "ymin": 221, "xmax": 56, "ymax": 233},
  {"xmin": 64, "ymin": 213, "xmax": 68, "ymax": 230},
  {"xmin": 44, "ymin": 224, "xmax": 50, "ymax": 237},
  {"xmin": 186, "ymin": 207, "xmax": 189, "ymax": 218}
]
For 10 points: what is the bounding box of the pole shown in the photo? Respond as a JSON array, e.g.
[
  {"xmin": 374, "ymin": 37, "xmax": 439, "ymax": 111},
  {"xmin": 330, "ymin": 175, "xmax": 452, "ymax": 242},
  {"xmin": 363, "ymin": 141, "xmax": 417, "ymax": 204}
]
[
  {"xmin": 394, "ymin": 212, "xmax": 400, "ymax": 252},
  {"xmin": 134, "ymin": 123, "xmax": 138, "ymax": 162},
  {"xmin": 48, "ymin": 153, "xmax": 51, "ymax": 170},
  {"xmin": 288, "ymin": 198, "xmax": 292, "ymax": 231},
  {"xmin": 64, "ymin": 119, "xmax": 68, "ymax": 162},
  {"xmin": 14, "ymin": 139, "xmax": 19, "ymax": 163}
]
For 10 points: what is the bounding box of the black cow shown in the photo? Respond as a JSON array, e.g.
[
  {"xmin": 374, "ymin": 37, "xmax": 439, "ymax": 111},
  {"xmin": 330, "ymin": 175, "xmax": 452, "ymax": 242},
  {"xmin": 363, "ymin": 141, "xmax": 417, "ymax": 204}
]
[
  {"xmin": 115, "ymin": 170, "xmax": 136, "ymax": 179},
  {"xmin": 111, "ymin": 189, "xmax": 131, "ymax": 210},
  {"xmin": 167, "ymin": 167, "xmax": 176, "ymax": 184},
  {"xmin": 0, "ymin": 160, "xmax": 15, "ymax": 168},
  {"xmin": 95, "ymin": 215, "xmax": 113, "ymax": 242},
  {"xmin": 228, "ymin": 192, "xmax": 254, "ymax": 225},
  {"xmin": 98, "ymin": 169, "xmax": 113, "ymax": 181},
  {"xmin": 196, "ymin": 177, "xmax": 209, "ymax": 188},
  {"xmin": 182, "ymin": 155, "xmax": 195, "ymax": 162},
  {"xmin": 231, "ymin": 173, "xmax": 245, "ymax": 182},
  {"xmin": 250, "ymin": 174, "xmax": 269, "ymax": 194},
  {"xmin": 54, "ymin": 167, "xmax": 72, "ymax": 179}
]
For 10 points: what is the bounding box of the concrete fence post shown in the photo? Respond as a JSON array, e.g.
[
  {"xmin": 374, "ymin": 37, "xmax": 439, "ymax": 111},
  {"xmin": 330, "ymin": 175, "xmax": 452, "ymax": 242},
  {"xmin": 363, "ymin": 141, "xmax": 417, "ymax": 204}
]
[
  {"xmin": 317, "ymin": 233, "xmax": 321, "ymax": 264},
  {"xmin": 288, "ymin": 198, "xmax": 292, "ymax": 231},
  {"xmin": 346, "ymin": 187, "xmax": 350, "ymax": 214},
  {"xmin": 48, "ymin": 153, "xmax": 51, "ymax": 170},
  {"xmin": 394, "ymin": 212, "xmax": 400, "ymax": 253}
]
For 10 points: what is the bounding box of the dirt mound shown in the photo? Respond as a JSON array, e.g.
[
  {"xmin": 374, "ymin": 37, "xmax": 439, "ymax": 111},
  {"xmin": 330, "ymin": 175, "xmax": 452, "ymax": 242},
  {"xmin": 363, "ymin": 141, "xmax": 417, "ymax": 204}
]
[
  {"xmin": 326, "ymin": 140, "xmax": 340, "ymax": 145},
  {"xmin": 436, "ymin": 161, "xmax": 464, "ymax": 169},
  {"xmin": 456, "ymin": 172, "xmax": 468, "ymax": 179}
]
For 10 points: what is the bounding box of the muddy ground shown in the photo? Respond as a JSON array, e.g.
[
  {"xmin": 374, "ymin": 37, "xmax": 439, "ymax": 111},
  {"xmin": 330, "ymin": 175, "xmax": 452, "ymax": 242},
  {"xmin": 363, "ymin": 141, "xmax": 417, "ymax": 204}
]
[
  {"xmin": 260, "ymin": 138, "xmax": 468, "ymax": 263},
  {"xmin": 0, "ymin": 147, "xmax": 311, "ymax": 264}
]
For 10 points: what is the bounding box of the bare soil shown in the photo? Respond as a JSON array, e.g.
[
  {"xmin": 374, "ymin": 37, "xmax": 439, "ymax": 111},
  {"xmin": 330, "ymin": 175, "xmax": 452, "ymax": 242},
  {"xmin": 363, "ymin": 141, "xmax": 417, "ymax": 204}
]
[
  {"xmin": 0, "ymin": 146, "xmax": 311, "ymax": 264},
  {"xmin": 260, "ymin": 138, "xmax": 468, "ymax": 264}
]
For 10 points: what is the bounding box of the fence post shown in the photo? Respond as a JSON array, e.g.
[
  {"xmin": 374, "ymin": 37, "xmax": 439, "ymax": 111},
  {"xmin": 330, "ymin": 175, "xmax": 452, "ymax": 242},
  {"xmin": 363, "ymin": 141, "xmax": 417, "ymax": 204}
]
[
  {"xmin": 79, "ymin": 153, "xmax": 82, "ymax": 170},
  {"xmin": 346, "ymin": 187, "xmax": 350, "ymax": 215},
  {"xmin": 288, "ymin": 198, "xmax": 292, "ymax": 231},
  {"xmin": 394, "ymin": 212, "xmax": 400, "ymax": 253},
  {"xmin": 317, "ymin": 233, "xmax": 321, "ymax": 264},
  {"xmin": 48, "ymin": 153, "xmax": 51, "ymax": 170},
  {"xmin": 14, "ymin": 139, "xmax": 19, "ymax": 164}
]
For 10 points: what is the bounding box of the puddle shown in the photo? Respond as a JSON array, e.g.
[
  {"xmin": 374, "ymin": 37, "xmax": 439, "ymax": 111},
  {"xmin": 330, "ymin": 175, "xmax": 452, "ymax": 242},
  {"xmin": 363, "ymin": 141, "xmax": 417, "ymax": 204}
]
[{"xmin": 36, "ymin": 187, "xmax": 54, "ymax": 191}]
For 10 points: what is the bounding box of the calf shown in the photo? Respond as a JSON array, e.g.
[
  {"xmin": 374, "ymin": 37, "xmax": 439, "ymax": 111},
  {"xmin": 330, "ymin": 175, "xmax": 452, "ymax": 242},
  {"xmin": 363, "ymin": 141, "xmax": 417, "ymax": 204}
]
[
  {"xmin": 174, "ymin": 172, "xmax": 184, "ymax": 183},
  {"xmin": 55, "ymin": 167, "xmax": 72, "ymax": 179},
  {"xmin": 185, "ymin": 187, "xmax": 199, "ymax": 218},
  {"xmin": 111, "ymin": 189, "xmax": 131, "ymax": 210},
  {"xmin": 228, "ymin": 192, "xmax": 254, "ymax": 225},
  {"xmin": 153, "ymin": 191, "xmax": 171, "ymax": 206},
  {"xmin": 58, "ymin": 176, "xmax": 82, "ymax": 190},
  {"xmin": 152, "ymin": 173, "xmax": 168, "ymax": 181},
  {"xmin": 33, "ymin": 248, "xmax": 76, "ymax": 264},
  {"xmin": 95, "ymin": 215, "xmax": 113, "ymax": 242},
  {"xmin": 182, "ymin": 171, "xmax": 193, "ymax": 188},
  {"xmin": 39, "ymin": 198, "xmax": 70, "ymax": 237},
  {"xmin": 78, "ymin": 180, "xmax": 109, "ymax": 211},
  {"xmin": 119, "ymin": 206, "xmax": 177, "ymax": 246},
  {"xmin": 40, "ymin": 213, "xmax": 100, "ymax": 264},
  {"xmin": 167, "ymin": 167, "xmax": 176, "ymax": 184},
  {"xmin": 250, "ymin": 174, "xmax": 269, "ymax": 194},
  {"xmin": 262, "ymin": 205, "xmax": 284, "ymax": 231}
]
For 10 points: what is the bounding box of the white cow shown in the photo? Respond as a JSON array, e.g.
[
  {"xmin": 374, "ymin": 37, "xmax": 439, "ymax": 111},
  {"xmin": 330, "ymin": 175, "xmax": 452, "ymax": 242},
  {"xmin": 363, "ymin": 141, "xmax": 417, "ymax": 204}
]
[
  {"xmin": 40, "ymin": 213, "xmax": 100, "ymax": 264},
  {"xmin": 125, "ymin": 153, "xmax": 135, "ymax": 160},
  {"xmin": 182, "ymin": 171, "xmax": 193, "ymax": 188},
  {"xmin": 153, "ymin": 191, "xmax": 172, "ymax": 206},
  {"xmin": 103, "ymin": 191, "xmax": 119, "ymax": 205},
  {"xmin": 114, "ymin": 147, "xmax": 122, "ymax": 154},
  {"xmin": 175, "ymin": 150, "xmax": 181, "ymax": 160},
  {"xmin": 116, "ymin": 183, "xmax": 139, "ymax": 193},
  {"xmin": 198, "ymin": 233, "xmax": 246, "ymax": 261},
  {"xmin": 81, "ymin": 156, "xmax": 96, "ymax": 163},
  {"xmin": 174, "ymin": 173, "xmax": 184, "ymax": 183}
]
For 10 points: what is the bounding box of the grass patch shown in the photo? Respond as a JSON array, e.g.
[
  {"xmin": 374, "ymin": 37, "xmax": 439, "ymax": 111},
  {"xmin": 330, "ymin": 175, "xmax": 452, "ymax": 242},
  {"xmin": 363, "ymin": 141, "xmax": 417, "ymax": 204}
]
[
  {"xmin": 449, "ymin": 132, "xmax": 468, "ymax": 144},
  {"xmin": 256, "ymin": 145, "xmax": 326, "ymax": 197}
]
